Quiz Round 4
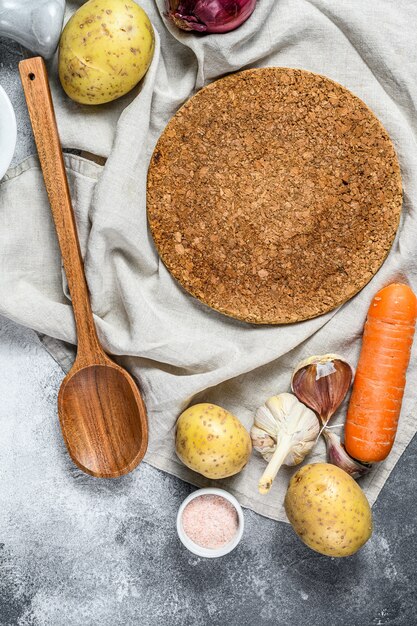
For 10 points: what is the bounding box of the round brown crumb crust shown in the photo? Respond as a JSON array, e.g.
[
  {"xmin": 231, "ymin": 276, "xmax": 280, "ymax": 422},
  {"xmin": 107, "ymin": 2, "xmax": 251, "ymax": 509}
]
[{"xmin": 147, "ymin": 68, "xmax": 402, "ymax": 324}]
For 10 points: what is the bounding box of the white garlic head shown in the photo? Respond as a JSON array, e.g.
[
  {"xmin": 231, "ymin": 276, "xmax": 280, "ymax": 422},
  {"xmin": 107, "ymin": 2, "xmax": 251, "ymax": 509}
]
[{"xmin": 251, "ymin": 392, "xmax": 320, "ymax": 467}]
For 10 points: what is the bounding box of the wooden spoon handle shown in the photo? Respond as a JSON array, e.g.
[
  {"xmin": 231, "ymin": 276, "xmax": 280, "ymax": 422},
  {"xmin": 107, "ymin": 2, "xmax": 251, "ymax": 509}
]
[{"xmin": 19, "ymin": 57, "xmax": 104, "ymax": 362}]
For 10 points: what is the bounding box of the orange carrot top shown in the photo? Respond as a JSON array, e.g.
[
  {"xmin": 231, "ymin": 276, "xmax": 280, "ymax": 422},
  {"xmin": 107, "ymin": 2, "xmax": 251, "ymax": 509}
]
[{"xmin": 344, "ymin": 283, "xmax": 417, "ymax": 464}]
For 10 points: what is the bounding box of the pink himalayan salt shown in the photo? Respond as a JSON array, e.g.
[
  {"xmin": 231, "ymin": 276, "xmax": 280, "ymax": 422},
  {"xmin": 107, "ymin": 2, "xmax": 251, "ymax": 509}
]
[{"xmin": 182, "ymin": 495, "xmax": 239, "ymax": 549}]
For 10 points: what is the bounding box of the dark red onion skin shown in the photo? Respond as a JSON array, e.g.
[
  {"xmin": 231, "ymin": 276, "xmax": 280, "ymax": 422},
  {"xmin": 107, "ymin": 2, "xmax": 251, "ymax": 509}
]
[{"xmin": 166, "ymin": 0, "xmax": 257, "ymax": 34}]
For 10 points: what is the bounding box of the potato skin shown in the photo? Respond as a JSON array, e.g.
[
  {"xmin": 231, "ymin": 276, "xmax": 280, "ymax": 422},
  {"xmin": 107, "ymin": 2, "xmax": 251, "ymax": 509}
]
[
  {"xmin": 285, "ymin": 463, "xmax": 372, "ymax": 557},
  {"xmin": 175, "ymin": 403, "xmax": 252, "ymax": 479},
  {"xmin": 59, "ymin": 0, "xmax": 154, "ymax": 105}
]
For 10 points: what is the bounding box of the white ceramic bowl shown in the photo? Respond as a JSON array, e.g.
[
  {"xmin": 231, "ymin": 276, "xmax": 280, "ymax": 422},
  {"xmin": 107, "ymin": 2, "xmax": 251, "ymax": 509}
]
[
  {"xmin": 0, "ymin": 85, "xmax": 17, "ymax": 180},
  {"xmin": 176, "ymin": 487, "xmax": 244, "ymax": 558}
]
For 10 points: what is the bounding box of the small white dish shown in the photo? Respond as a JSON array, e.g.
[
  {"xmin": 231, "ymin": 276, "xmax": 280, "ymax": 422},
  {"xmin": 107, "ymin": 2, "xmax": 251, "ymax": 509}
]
[
  {"xmin": 0, "ymin": 85, "xmax": 17, "ymax": 180},
  {"xmin": 176, "ymin": 487, "xmax": 244, "ymax": 558}
]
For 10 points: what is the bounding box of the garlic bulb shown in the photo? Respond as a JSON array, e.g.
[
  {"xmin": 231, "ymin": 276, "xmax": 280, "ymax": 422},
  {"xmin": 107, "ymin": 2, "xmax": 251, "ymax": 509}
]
[
  {"xmin": 251, "ymin": 393, "xmax": 320, "ymax": 494},
  {"xmin": 291, "ymin": 354, "xmax": 354, "ymax": 427}
]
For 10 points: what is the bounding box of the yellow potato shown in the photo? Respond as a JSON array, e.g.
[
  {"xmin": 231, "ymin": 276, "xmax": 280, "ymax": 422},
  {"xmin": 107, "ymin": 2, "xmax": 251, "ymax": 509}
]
[
  {"xmin": 285, "ymin": 463, "xmax": 373, "ymax": 557},
  {"xmin": 59, "ymin": 0, "xmax": 154, "ymax": 104},
  {"xmin": 175, "ymin": 403, "xmax": 252, "ymax": 479}
]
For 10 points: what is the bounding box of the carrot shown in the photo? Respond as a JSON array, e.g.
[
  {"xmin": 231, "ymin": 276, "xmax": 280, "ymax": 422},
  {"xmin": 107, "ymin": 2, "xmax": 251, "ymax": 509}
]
[{"xmin": 344, "ymin": 283, "xmax": 417, "ymax": 464}]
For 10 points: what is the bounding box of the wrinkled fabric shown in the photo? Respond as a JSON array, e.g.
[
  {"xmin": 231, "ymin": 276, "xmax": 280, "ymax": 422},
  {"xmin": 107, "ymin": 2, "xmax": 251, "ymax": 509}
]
[{"xmin": 1, "ymin": 0, "xmax": 416, "ymax": 520}]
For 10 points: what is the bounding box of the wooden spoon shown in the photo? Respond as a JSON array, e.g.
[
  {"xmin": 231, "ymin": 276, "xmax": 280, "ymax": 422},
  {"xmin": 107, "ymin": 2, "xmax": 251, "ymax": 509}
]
[{"xmin": 19, "ymin": 57, "xmax": 148, "ymax": 478}]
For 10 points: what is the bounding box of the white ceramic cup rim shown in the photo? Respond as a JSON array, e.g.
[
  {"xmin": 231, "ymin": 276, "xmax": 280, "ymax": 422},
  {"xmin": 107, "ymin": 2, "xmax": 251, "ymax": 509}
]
[
  {"xmin": 0, "ymin": 85, "xmax": 17, "ymax": 181},
  {"xmin": 176, "ymin": 487, "xmax": 244, "ymax": 558}
]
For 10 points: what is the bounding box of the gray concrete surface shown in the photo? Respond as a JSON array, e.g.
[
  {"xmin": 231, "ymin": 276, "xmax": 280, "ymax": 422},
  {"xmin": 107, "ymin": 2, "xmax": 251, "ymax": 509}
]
[{"xmin": 1, "ymin": 36, "xmax": 417, "ymax": 626}]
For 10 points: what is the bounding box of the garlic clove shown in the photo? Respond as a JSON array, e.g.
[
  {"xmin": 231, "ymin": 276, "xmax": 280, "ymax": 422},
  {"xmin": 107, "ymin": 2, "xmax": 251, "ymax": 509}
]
[
  {"xmin": 323, "ymin": 428, "xmax": 372, "ymax": 479},
  {"xmin": 250, "ymin": 426, "xmax": 276, "ymax": 458},
  {"xmin": 291, "ymin": 353, "xmax": 354, "ymax": 426}
]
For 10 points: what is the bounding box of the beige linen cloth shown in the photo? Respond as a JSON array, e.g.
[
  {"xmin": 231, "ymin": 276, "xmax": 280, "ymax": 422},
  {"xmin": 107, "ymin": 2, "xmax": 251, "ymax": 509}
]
[{"xmin": 1, "ymin": 0, "xmax": 416, "ymax": 521}]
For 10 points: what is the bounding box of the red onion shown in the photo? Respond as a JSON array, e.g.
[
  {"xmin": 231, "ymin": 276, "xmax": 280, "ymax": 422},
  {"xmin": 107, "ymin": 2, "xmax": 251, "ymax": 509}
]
[{"xmin": 166, "ymin": 0, "xmax": 257, "ymax": 34}]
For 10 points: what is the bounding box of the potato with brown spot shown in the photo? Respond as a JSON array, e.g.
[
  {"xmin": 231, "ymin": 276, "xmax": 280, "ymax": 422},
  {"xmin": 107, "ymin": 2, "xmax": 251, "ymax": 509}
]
[
  {"xmin": 175, "ymin": 403, "xmax": 252, "ymax": 479},
  {"xmin": 284, "ymin": 463, "xmax": 372, "ymax": 557},
  {"xmin": 59, "ymin": 0, "xmax": 154, "ymax": 105}
]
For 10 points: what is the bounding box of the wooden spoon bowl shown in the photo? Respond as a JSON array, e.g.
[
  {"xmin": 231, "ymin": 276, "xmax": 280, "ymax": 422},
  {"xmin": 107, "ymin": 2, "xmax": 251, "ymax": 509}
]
[
  {"xmin": 60, "ymin": 361, "xmax": 147, "ymax": 477},
  {"xmin": 20, "ymin": 57, "xmax": 148, "ymax": 478}
]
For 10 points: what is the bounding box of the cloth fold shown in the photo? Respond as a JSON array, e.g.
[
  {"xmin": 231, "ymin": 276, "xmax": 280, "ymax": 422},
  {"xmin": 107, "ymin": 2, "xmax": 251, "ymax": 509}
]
[{"xmin": 1, "ymin": 0, "xmax": 417, "ymax": 521}]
